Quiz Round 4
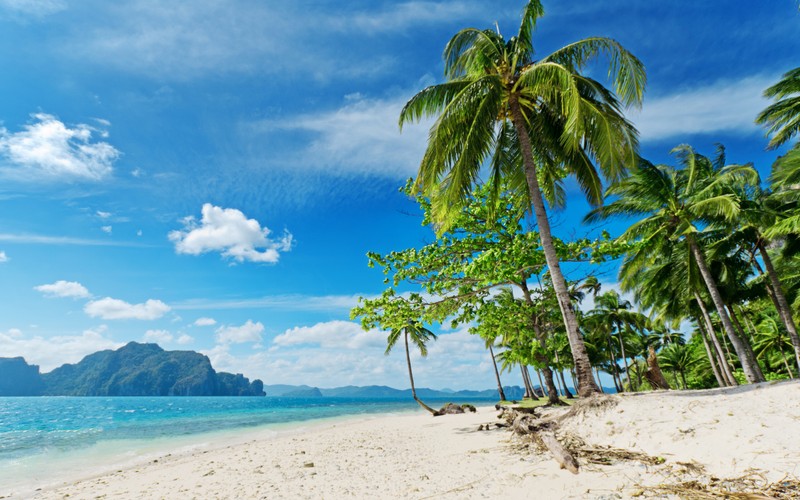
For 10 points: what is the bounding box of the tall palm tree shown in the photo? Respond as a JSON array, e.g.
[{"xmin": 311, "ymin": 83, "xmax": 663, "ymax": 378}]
[
  {"xmin": 756, "ymin": 68, "xmax": 800, "ymax": 149},
  {"xmin": 587, "ymin": 146, "xmax": 765, "ymax": 383},
  {"xmin": 399, "ymin": 0, "xmax": 645, "ymax": 396},
  {"xmin": 386, "ymin": 320, "xmax": 438, "ymax": 414},
  {"xmin": 658, "ymin": 343, "xmax": 698, "ymax": 389}
]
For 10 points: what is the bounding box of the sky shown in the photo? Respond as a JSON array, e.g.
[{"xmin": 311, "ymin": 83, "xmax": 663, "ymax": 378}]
[{"xmin": 0, "ymin": 0, "xmax": 798, "ymax": 391}]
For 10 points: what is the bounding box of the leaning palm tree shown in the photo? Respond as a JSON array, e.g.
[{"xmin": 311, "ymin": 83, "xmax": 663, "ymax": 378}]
[
  {"xmin": 386, "ymin": 320, "xmax": 438, "ymax": 414},
  {"xmin": 587, "ymin": 146, "xmax": 765, "ymax": 383},
  {"xmin": 399, "ymin": 0, "xmax": 645, "ymax": 396}
]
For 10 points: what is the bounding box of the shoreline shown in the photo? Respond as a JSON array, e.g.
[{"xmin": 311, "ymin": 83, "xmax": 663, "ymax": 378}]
[{"xmin": 9, "ymin": 381, "xmax": 800, "ymax": 499}]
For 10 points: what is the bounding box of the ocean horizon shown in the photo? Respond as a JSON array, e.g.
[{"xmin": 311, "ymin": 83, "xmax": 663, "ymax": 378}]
[{"xmin": 0, "ymin": 395, "xmax": 498, "ymax": 495}]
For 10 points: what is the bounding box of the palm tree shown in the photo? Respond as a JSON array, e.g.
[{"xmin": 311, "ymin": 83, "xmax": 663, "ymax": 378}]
[
  {"xmin": 658, "ymin": 343, "xmax": 698, "ymax": 389},
  {"xmin": 386, "ymin": 320, "xmax": 438, "ymax": 414},
  {"xmin": 753, "ymin": 316, "xmax": 796, "ymax": 379},
  {"xmin": 756, "ymin": 68, "xmax": 800, "ymax": 149},
  {"xmin": 586, "ymin": 290, "xmax": 648, "ymax": 391},
  {"xmin": 587, "ymin": 146, "xmax": 765, "ymax": 383},
  {"xmin": 399, "ymin": 0, "xmax": 645, "ymax": 396}
]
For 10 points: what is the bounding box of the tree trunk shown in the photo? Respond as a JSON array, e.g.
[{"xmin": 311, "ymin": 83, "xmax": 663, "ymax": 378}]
[
  {"xmin": 644, "ymin": 345, "xmax": 671, "ymax": 390},
  {"xmin": 759, "ymin": 242, "xmax": 800, "ymax": 374},
  {"xmin": 780, "ymin": 348, "xmax": 794, "ymax": 379},
  {"xmin": 518, "ymin": 281, "xmax": 562, "ymax": 405},
  {"xmin": 695, "ymin": 291, "xmax": 737, "ymax": 386},
  {"xmin": 689, "ymin": 240, "xmax": 765, "ymax": 383},
  {"xmin": 696, "ymin": 318, "xmax": 726, "ymax": 387},
  {"xmin": 680, "ymin": 369, "xmax": 688, "ymax": 390},
  {"xmin": 536, "ymin": 370, "xmax": 546, "ymax": 397},
  {"xmin": 606, "ymin": 333, "xmax": 622, "ymax": 392},
  {"xmin": 489, "ymin": 344, "xmax": 507, "ymax": 401},
  {"xmin": 594, "ymin": 367, "xmax": 605, "ymax": 393},
  {"xmin": 404, "ymin": 331, "xmax": 437, "ymax": 415},
  {"xmin": 616, "ymin": 322, "xmax": 632, "ymax": 391},
  {"xmin": 552, "ymin": 350, "xmax": 574, "ymax": 398},
  {"xmin": 727, "ymin": 304, "xmax": 765, "ymax": 379},
  {"xmin": 524, "ymin": 366, "xmax": 540, "ymax": 400},
  {"xmin": 509, "ymin": 97, "xmax": 600, "ymax": 396},
  {"xmin": 520, "ymin": 364, "xmax": 534, "ymax": 399}
]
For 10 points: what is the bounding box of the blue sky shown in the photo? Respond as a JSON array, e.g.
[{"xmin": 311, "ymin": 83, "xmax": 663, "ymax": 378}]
[{"xmin": 0, "ymin": 0, "xmax": 798, "ymax": 391}]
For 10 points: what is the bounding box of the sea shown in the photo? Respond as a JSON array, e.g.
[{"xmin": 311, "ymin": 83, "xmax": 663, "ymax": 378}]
[{"xmin": 0, "ymin": 396, "xmax": 496, "ymax": 496}]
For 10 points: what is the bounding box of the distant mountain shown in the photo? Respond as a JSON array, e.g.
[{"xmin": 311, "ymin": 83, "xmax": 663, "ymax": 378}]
[
  {"xmin": 264, "ymin": 384, "xmax": 528, "ymax": 400},
  {"xmin": 0, "ymin": 357, "xmax": 45, "ymax": 396},
  {"xmin": 0, "ymin": 342, "xmax": 264, "ymax": 397}
]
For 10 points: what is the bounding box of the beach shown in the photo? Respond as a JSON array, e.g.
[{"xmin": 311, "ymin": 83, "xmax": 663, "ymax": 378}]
[{"xmin": 17, "ymin": 380, "xmax": 800, "ymax": 499}]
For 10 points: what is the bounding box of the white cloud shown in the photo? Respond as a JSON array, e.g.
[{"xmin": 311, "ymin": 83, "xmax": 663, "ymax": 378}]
[
  {"xmin": 100, "ymin": 225, "xmax": 112, "ymax": 234},
  {"xmin": 0, "ymin": 326, "xmax": 121, "ymax": 372},
  {"xmin": 632, "ymin": 75, "xmax": 774, "ymax": 142},
  {"xmin": 169, "ymin": 204, "xmax": 292, "ymax": 264},
  {"xmin": 172, "ymin": 293, "xmax": 365, "ymax": 312},
  {"xmin": 176, "ymin": 334, "xmax": 194, "ymax": 345},
  {"xmin": 249, "ymin": 93, "xmax": 430, "ymax": 178},
  {"xmin": 0, "ymin": 113, "xmax": 119, "ymax": 181},
  {"xmin": 96, "ymin": 210, "xmax": 112, "ymax": 219},
  {"xmin": 0, "ymin": 251, "xmax": 7, "ymax": 263},
  {"xmin": 143, "ymin": 329, "xmax": 173, "ymax": 344},
  {"xmin": 84, "ymin": 297, "xmax": 171, "ymax": 320},
  {"xmin": 273, "ymin": 320, "xmax": 384, "ymax": 350},
  {"xmin": 0, "ymin": 232, "xmax": 147, "ymax": 247},
  {"xmin": 34, "ymin": 280, "xmax": 91, "ymax": 299},
  {"xmin": 63, "ymin": 2, "xmax": 496, "ymax": 81},
  {"xmin": 215, "ymin": 320, "xmax": 264, "ymax": 344},
  {"xmin": 193, "ymin": 317, "xmax": 216, "ymax": 326}
]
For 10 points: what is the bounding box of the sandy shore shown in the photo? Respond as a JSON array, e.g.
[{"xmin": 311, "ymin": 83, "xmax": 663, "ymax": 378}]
[{"xmin": 19, "ymin": 380, "xmax": 800, "ymax": 499}]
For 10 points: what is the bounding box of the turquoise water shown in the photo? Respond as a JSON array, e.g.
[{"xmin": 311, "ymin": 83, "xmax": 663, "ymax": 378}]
[{"xmin": 0, "ymin": 396, "xmax": 495, "ymax": 494}]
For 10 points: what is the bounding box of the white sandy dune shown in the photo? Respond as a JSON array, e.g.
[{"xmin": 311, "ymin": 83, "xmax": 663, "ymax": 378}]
[{"xmin": 23, "ymin": 380, "xmax": 800, "ymax": 499}]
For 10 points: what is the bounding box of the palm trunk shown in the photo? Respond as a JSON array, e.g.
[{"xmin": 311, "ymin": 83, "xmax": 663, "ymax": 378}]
[
  {"xmin": 616, "ymin": 322, "xmax": 632, "ymax": 391},
  {"xmin": 727, "ymin": 304, "xmax": 765, "ymax": 379},
  {"xmin": 780, "ymin": 348, "xmax": 794, "ymax": 379},
  {"xmin": 558, "ymin": 370, "xmax": 574, "ymax": 398},
  {"xmin": 606, "ymin": 333, "xmax": 622, "ymax": 392},
  {"xmin": 488, "ymin": 345, "xmax": 507, "ymax": 401},
  {"xmin": 594, "ymin": 367, "xmax": 605, "ymax": 393},
  {"xmin": 552, "ymin": 350, "xmax": 574, "ymax": 398},
  {"xmin": 536, "ymin": 370, "xmax": 545, "ymax": 398},
  {"xmin": 518, "ymin": 281, "xmax": 562, "ymax": 405},
  {"xmin": 680, "ymin": 369, "xmax": 688, "ymax": 390},
  {"xmin": 695, "ymin": 292, "xmax": 737, "ymax": 386},
  {"xmin": 696, "ymin": 318, "xmax": 726, "ymax": 387},
  {"xmin": 509, "ymin": 97, "xmax": 600, "ymax": 396},
  {"xmin": 524, "ymin": 366, "xmax": 540, "ymax": 400},
  {"xmin": 689, "ymin": 240, "xmax": 765, "ymax": 383},
  {"xmin": 758, "ymin": 242, "xmax": 800, "ymax": 373},
  {"xmin": 404, "ymin": 331, "xmax": 437, "ymax": 415}
]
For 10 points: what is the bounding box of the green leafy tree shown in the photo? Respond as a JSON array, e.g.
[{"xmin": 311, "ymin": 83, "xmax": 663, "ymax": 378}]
[
  {"xmin": 398, "ymin": 0, "xmax": 645, "ymax": 396},
  {"xmin": 757, "ymin": 68, "xmax": 800, "ymax": 149}
]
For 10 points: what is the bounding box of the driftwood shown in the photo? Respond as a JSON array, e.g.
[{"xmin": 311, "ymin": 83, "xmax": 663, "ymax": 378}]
[{"xmin": 508, "ymin": 411, "xmax": 579, "ymax": 474}]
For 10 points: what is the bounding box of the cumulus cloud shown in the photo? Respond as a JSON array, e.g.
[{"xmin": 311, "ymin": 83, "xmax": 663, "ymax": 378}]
[
  {"xmin": 193, "ymin": 317, "xmax": 216, "ymax": 326},
  {"xmin": 100, "ymin": 225, "xmax": 112, "ymax": 234},
  {"xmin": 215, "ymin": 320, "xmax": 264, "ymax": 344},
  {"xmin": 0, "ymin": 326, "xmax": 121, "ymax": 372},
  {"xmin": 143, "ymin": 329, "xmax": 173, "ymax": 344},
  {"xmin": 176, "ymin": 334, "xmax": 194, "ymax": 345},
  {"xmin": 84, "ymin": 297, "xmax": 171, "ymax": 320},
  {"xmin": 273, "ymin": 320, "xmax": 384, "ymax": 350},
  {"xmin": 169, "ymin": 204, "xmax": 292, "ymax": 264},
  {"xmin": 632, "ymin": 75, "xmax": 773, "ymax": 142},
  {"xmin": 34, "ymin": 280, "xmax": 91, "ymax": 299},
  {"xmin": 0, "ymin": 113, "xmax": 119, "ymax": 181},
  {"xmin": 0, "ymin": 251, "xmax": 7, "ymax": 263}
]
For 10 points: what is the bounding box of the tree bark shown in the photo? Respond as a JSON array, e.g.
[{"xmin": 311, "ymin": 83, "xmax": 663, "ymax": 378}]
[
  {"xmin": 404, "ymin": 331, "xmax": 437, "ymax": 415},
  {"xmin": 616, "ymin": 322, "xmax": 632, "ymax": 391},
  {"xmin": 644, "ymin": 345, "xmax": 671, "ymax": 390},
  {"xmin": 594, "ymin": 367, "xmax": 605, "ymax": 393},
  {"xmin": 727, "ymin": 304, "xmax": 765, "ymax": 380},
  {"xmin": 524, "ymin": 366, "xmax": 540, "ymax": 400},
  {"xmin": 695, "ymin": 291, "xmax": 737, "ymax": 386},
  {"xmin": 509, "ymin": 96, "xmax": 600, "ymax": 396},
  {"xmin": 689, "ymin": 240, "xmax": 765, "ymax": 383},
  {"xmin": 489, "ymin": 344, "xmax": 507, "ymax": 401},
  {"xmin": 759, "ymin": 242, "xmax": 800, "ymax": 374}
]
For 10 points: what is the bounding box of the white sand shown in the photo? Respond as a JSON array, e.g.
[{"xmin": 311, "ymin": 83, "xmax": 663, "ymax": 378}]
[{"xmin": 19, "ymin": 380, "xmax": 800, "ymax": 499}]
